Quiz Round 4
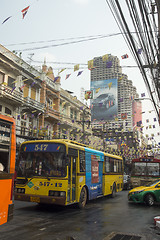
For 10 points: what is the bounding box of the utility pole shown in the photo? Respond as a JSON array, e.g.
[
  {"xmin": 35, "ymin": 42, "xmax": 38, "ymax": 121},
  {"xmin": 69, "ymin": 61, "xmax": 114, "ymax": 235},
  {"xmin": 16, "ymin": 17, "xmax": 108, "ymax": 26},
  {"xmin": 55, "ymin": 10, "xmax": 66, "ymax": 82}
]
[
  {"xmin": 77, "ymin": 107, "xmax": 90, "ymax": 144},
  {"xmin": 82, "ymin": 110, "xmax": 85, "ymax": 144}
]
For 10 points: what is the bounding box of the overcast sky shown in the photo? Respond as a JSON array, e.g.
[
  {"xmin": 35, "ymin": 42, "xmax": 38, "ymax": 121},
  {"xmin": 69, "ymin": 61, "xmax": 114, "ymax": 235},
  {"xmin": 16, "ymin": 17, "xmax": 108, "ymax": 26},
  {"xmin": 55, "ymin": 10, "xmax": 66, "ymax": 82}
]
[{"xmin": 0, "ymin": 0, "xmax": 160, "ymax": 144}]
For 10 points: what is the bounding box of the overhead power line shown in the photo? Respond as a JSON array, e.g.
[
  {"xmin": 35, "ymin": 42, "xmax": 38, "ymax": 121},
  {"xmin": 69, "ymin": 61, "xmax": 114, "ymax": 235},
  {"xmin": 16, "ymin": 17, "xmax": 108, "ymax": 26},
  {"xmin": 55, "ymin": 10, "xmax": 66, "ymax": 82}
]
[
  {"xmin": 4, "ymin": 31, "xmax": 157, "ymax": 52},
  {"xmin": 106, "ymin": 0, "xmax": 159, "ymax": 121}
]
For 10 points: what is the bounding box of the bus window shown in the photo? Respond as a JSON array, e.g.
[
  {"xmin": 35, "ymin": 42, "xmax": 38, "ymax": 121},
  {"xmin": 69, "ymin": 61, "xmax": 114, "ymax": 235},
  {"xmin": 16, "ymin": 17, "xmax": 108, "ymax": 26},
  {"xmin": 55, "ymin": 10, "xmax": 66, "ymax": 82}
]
[
  {"xmin": 79, "ymin": 150, "xmax": 85, "ymax": 172},
  {"xmin": 133, "ymin": 162, "xmax": 147, "ymax": 175},
  {"xmin": 105, "ymin": 156, "xmax": 110, "ymax": 173},
  {"xmin": 17, "ymin": 151, "xmax": 67, "ymax": 178},
  {"xmin": 110, "ymin": 158, "xmax": 114, "ymax": 172},
  {"xmin": 147, "ymin": 163, "xmax": 159, "ymax": 176}
]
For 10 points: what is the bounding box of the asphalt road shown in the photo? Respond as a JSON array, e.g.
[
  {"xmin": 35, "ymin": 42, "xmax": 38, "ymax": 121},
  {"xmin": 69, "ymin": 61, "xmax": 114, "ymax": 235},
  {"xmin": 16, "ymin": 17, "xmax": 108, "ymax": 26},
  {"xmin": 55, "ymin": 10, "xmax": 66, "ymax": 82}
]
[{"xmin": 0, "ymin": 191, "xmax": 160, "ymax": 240}]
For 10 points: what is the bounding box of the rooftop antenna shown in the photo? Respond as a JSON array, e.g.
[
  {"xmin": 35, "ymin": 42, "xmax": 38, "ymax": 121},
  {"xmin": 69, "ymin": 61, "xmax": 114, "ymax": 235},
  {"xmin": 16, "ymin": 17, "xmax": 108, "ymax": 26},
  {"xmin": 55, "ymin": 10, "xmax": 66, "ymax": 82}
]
[{"xmin": 27, "ymin": 53, "xmax": 34, "ymax": 65}]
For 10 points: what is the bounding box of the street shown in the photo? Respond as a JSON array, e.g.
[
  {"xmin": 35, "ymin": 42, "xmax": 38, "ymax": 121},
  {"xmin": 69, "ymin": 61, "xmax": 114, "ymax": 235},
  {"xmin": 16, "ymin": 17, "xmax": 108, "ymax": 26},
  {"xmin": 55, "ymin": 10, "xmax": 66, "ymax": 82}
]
[{"xmin": 0, "ymin": 190, "xmax": 160, "ymax": 240}]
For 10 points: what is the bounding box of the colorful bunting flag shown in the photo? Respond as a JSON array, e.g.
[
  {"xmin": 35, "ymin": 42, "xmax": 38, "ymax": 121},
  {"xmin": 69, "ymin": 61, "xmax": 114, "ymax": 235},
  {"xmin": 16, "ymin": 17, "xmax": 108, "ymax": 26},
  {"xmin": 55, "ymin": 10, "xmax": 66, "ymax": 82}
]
[
  {"xmin": 121, "ymin": 54, "xmax": 128, "ymax": 59},
  {"xmin": 77, "ymin": 71, "xmax": 83, "ymax": 76},
  {"xmin": 88, "ymin": 60, "xmax": 94, "ymax": 70},
  {"xmin": 58, "ymin": 68, "xmax": 66, "ymax": 74},
  {"xmin": 119, "ymin": 76, "xmax": 123, "ymax": 80},
  {"xmin": 138, "ymin": 48, "xmax": 142, "ymax": 54},
  {"xmin": 65, "ymin": 74, "xmax": 71, "ymax": 80},
  {"xmin": 85, "ymin": 90, "xmax": 93, "ymax": 100},
  {"xmin": 74, "ymin": 64, "xmax": 79, "ymax": 71},
  {"xmin": 34, "ymin": 76, "xmax": 40, "ymax": 79},
  {"xmin": 102, "ymin": 54, "xmax": 109, "ymax": 62},
  {"xmin": 22, "ymin": 78, "xmax": 29, "ymax": 82},
  {"xmin": 21, "ymin": 6, "xmax": 30, "ymax": 19},
  {"xmin": 106, "ymin": 61, "xmax": 112, "ymax": 68},
  {"xmin": 96, "ymin": 88, "xmax": 100, "ymax": 93},
  {"xmin": 62, "ymin": 102, "xmax": 66, "ymax": 107},
  {"xmin": 2, "ymin": 16, "xmax": 12, "ymax": 24},
  {"xmin": 54, "ymin": 77, "xmax": 59, "ymax": 82},
  {"xmin": 11, "ymin": 86, "xmax": 16, "ymax": 93},
  {"xmin": 31, "ymin": 82, "xmax": 35, "ymax": 87},
  {"xmin": 121, "ymin": 113, "xmax": 127, "ymax": 120}
]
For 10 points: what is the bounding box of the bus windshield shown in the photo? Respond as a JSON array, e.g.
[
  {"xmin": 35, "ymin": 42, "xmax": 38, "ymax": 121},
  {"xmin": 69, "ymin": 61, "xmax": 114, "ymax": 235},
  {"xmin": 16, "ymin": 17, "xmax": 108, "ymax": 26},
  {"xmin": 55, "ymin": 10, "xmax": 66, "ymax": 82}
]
[
  {"xmin": 17, "ymin": 151, "xmax": 67, "ymax": 178},
  {"xmin": 132, "ymin": 162, "xmax": 160, "ymax": 176}
]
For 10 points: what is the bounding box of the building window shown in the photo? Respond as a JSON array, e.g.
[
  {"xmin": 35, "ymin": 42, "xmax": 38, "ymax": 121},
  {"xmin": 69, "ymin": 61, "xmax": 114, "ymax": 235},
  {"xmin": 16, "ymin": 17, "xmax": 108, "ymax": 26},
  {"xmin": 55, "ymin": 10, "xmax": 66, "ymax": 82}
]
[
  {"xmin": 48, "ymin": 98, "xmax": 53, "ymax": 108},
  {"xmin": 8, "ymin": 76, "xmax": 15, "ymax": 88},
  {"xmin": 0, "ymin": 105, "xmax": 2, "ymax": 112},
  {"xmin": 70, "ymin": 108, "xmax": 73, "ymax": 119},
  {"xmin": 0, "ymin": 72, "xmax": 4, "ymax": 84},
  {"xmin": 74, "ymin": 111, "xmax": 77, "ymax": 120},
  {"xmin": 5, "ymin": 107, "xmax": 12, "ymax": 115},
  {"xmin": 21, "ymin": 121, "xmax": 26, "ymax": 135}
]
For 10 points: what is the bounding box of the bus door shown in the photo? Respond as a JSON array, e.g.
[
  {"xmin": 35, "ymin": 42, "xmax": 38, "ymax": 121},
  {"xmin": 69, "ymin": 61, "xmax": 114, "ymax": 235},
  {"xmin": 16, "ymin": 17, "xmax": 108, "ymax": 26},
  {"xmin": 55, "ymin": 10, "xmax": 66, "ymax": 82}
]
[
  {"xmin": 67, "ymin": 149, "xmax": 78, "ymax": 203},
  {"xmin": 97, "ymin": 161, "xmax": 103, "ymax": 195}
]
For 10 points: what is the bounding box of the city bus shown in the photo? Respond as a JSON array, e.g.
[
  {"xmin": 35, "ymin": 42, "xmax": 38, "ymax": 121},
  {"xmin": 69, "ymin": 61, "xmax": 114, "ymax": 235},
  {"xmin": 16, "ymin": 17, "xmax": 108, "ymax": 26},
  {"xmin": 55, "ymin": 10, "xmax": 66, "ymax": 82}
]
[
  {"xmin": 15, "ymin": 139, "xmax": 123, "ymax": 208},
  {"xmin": 131, "ymin": 157, "xmax": 160, "ymax": 188},
  {"xmin": 0, "ymin": 114, "xmax": 16, "ymax": 225}
]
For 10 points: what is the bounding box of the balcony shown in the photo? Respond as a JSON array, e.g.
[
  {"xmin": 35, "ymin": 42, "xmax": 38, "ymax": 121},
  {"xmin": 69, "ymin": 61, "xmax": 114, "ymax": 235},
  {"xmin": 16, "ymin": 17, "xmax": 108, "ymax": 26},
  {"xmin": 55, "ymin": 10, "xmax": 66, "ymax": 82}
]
[
  {"xmin": 23, "ymin": 96, "xmax": 44, "ymax": 112},
  {"xmin": 45, "ymin": 77, "xmax": 60, "ymax": 92},
  {"xmin": 0, "ymin": 84, "xmax": 23, "ymax": 106},
  {"xmin": 45, "ymin": 106, "xmax": 60, "ymax": 121}
]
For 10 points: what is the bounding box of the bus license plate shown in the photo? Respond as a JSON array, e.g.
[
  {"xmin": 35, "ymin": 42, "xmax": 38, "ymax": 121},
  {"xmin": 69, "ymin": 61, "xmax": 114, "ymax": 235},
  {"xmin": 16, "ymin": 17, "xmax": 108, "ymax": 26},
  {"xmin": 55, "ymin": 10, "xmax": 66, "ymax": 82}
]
[{"xmin": 30, "ymin": 197, "xmax": 40, "ymax": 203}]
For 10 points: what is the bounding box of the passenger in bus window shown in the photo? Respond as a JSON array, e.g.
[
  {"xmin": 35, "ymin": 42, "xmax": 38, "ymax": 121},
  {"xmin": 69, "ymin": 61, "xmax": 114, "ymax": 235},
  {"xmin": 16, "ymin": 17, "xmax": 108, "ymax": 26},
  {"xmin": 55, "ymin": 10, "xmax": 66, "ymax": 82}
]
[{"xmin": 0, "ymin": 163, "xmax": 4, "ymax": 171}]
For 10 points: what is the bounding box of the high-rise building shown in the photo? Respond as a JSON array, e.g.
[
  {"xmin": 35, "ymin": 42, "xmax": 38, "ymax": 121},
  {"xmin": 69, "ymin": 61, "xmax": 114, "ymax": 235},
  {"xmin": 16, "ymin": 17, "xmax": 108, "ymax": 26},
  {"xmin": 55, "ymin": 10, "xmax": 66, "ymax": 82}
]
[{"xmin": 90, "ymin": 54, "xmax": 141, "ymax": 132}]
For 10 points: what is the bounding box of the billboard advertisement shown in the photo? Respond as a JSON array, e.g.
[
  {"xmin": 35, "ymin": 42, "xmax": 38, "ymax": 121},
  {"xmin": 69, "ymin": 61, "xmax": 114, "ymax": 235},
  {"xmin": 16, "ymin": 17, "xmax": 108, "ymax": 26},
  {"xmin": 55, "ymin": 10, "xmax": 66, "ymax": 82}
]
[{"xmin": 91, "ymin": 79, "xmax": 118, "ymax": 121}]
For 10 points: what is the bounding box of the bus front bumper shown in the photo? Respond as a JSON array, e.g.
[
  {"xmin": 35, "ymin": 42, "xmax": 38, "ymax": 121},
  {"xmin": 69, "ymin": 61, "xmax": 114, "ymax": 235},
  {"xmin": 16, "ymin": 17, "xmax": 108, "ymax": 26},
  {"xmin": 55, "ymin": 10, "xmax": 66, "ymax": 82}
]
[{"xmin": 14, "ymin": 193, "xmax": 66, "ymax": 205}]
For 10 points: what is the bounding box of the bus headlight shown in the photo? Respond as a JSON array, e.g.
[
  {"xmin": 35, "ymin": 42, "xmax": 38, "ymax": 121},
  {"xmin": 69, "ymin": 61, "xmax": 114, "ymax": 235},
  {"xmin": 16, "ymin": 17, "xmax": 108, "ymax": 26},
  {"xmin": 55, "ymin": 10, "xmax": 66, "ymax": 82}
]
[
  {"xmin": 16, "ymin": 188, "xmax": 25, "ymax": 194},
  {"xmin": 60, "ymin": 191, "xmax": 65, "ymax": 197},
  {"xmin": 49, "ymin": 191, "xmax": 66, "ymax": 197}
]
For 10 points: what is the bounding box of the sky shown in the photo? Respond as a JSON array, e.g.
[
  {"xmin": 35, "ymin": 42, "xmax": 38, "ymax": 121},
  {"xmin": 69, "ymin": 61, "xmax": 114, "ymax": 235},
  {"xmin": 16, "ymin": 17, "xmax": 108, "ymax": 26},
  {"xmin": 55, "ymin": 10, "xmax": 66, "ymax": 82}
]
[{"xmin": 0, "ymin": 0, "xmax": 160, "ymax": 144}]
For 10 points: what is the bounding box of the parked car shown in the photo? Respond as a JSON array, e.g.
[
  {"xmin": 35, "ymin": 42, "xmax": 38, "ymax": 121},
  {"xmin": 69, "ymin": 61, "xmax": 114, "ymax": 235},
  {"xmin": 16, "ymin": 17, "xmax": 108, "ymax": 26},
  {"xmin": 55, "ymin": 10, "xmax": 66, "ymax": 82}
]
[
  {"xmin": 93, "ymin": 93, "xmax": 115, "ymax": 109},
  {"xmin": 123, "ymin": 175, "xmax": 131, "ymax": 190},
  {"xmin": 128, "ymin": 179, "xmax": 160, "ymax": 206}
]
